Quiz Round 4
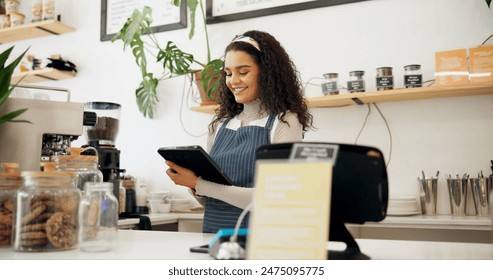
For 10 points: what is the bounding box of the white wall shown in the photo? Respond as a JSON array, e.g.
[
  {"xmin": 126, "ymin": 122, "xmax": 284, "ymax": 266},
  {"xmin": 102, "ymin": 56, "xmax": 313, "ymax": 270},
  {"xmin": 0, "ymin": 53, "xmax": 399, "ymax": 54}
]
[{"xmin": 5, "ymin": 0, "xmax": 493, "ymax": 213}]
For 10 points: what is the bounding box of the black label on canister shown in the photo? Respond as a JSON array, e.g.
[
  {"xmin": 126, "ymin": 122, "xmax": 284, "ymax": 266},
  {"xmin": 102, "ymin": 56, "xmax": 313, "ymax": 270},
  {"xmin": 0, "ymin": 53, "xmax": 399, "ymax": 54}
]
[
  {"xmin": 321, "ymin": 81, "xmax": 338, "ymax": 94},
  {"xmin": 376, "ymin": 76, "xmax": 394, "ymax": 88},
  {"xmin": 404, "ymin": 74, "xmax": 422, "ymax": 87},
  {"xmin": 347, "ymin": 80, "xmax": 365, "ymax": 92}
]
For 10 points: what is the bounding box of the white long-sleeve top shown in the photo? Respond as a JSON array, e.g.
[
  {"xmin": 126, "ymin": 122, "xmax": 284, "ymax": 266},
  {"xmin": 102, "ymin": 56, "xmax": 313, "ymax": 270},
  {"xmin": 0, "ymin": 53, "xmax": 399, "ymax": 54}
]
[{"xmin": 194, "ymin": 100, "xmax": 303, "ymax": 209}]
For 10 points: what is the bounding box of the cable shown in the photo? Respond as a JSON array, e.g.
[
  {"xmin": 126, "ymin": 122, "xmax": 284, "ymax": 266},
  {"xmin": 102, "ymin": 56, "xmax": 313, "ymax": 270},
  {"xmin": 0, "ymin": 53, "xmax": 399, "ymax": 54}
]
[
  {"xmin": 230, "ymin": 202, "xmax": 253, "ymax": 243},
  {"xmin": 179, "ymin": 75, "xmax": 208, "ymax": 138},
  {"xmin": 372, "ymin": 103, "xmax": 393, "ymax": 167},
  {"xmin": 302, "ymin": 76, "xmax": 325, "ymax": 94},
  {"xmin": 354, "ymin": 103, "xmax": 371, "ymax": 145},
  {"xmin": 481, "ymin": 33, "xmax": 493, "ymax": 46}
]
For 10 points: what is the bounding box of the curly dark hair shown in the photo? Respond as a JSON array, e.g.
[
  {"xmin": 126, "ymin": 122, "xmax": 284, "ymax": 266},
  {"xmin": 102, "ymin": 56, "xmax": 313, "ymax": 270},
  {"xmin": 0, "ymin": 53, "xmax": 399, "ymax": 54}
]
[{"xmin": 210, "ymin": 30, "xmax": 313, "ymax": 136}]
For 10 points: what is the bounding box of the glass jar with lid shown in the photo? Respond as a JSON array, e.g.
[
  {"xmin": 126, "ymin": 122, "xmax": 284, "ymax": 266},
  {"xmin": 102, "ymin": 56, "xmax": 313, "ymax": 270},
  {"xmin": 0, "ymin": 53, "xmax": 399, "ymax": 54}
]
[
  {"xmin": 54, "ymin": 147, "xmax": 103, "ymax": 192},
  {"xmin": 0, "ymin": 163, "xmax": 22, "ymax": 247},
  {"xmin": 376, "ymin": 67, "xmax": 394, "ymax": 91},
  {"xmin": 403, "ymin": 64, "xmax": 422, "ymax": 88},
  {"xmin": 321, "ymin": 73, "xmax": 339, "ymax": 95},
  {"xmin": 13, "ymin": 171, "xmax": 80, "ymax": 252},
  {"xmin": 79, "ymin": 182, "xmax": 118, "ymax": 252},
  {"xmin": 347, "ymin": 71, "xmax": 366, "ymax": 93}
]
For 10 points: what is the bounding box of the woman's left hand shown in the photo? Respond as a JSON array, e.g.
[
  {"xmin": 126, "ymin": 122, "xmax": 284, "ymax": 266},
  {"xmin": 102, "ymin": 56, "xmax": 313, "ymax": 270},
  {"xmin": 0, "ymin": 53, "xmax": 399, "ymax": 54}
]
[{"xmin": 165, "ymin": 160, "xmax": 198, "ymax": 189}]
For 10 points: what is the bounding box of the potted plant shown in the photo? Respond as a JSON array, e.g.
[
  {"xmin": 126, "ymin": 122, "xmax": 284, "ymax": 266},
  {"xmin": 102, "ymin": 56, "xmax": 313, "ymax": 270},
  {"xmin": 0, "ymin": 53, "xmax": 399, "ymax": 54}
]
[
  {"xmin": 0, "ymin": 46, "xmax": 29, "ymax": 124},
  {"xmin": 112, "ymin": 0, "xmax": 222, "ymax": 118}
]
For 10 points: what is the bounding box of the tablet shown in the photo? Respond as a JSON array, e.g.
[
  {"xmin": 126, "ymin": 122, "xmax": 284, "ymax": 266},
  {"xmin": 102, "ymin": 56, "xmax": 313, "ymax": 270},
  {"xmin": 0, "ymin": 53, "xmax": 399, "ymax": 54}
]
[{"xmin": 158, "ymin": 145, "xmax": 234, "ymax": 185}]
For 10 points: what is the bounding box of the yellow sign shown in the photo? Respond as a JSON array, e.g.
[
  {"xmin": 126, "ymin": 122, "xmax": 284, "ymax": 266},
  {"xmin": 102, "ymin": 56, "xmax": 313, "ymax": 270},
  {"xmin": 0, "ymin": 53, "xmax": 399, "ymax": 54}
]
[
  {"xmin": 434, "ymin": 48, "xmax": 469, "ymax": 85},
  {"xmin": 246, "ymin": 161, "xmax": 332, "ymax": 260},
  {"xmin": 469, "ymin": 45, "xmax": 493, "ymax": 83}
]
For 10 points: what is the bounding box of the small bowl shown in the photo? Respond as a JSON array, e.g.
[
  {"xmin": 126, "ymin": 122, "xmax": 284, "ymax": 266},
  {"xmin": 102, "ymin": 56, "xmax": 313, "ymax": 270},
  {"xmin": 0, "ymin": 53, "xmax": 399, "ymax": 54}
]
[{"xmin": 158, "ymin": 203, "xmax": 171, "ymax": 213}]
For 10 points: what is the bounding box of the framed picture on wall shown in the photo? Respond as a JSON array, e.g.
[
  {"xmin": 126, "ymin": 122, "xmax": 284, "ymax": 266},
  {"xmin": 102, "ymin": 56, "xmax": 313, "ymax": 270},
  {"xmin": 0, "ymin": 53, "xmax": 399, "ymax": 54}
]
[
  {"xmin": 100, "ymin": 0, "xmax": 187, "ymax": 41},
  {"xmin": 206, "ymin": 0, "xmax": 368, "ymax": 23}
]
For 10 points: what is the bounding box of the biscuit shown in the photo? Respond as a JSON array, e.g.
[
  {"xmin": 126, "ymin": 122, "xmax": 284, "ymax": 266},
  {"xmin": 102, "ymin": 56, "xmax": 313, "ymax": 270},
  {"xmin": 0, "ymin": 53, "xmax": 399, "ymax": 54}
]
[
  {"xmin": 18, "ymin": 238, "xmax": 48, "ymax": 247},
  {"xmin": 21, "ymin": 205, "xmax": 46, "ymax": 225},
  {"xmin": 0, "ymin": 228, "xmax": 11, "ymax": 236},
  {"xmin": 20, "ymin": 231, "xmax": 47, "ymax": 240},
  {"xmin": 22, "ymin": 223, "xmax": 46, "ymax": 232},
  {"xmin": 30, "ymin": 194, "xmax": 53, "ymax": 205},
  {"xmin": 3, "ymin": 199, "xmax": 13, "ymax": 212},
  {"xmin": 54, "ymin": 193, "xmax": 79, "ymax": 214},
  {"xmin": 45, "ymin": 212, "xmax": 77, "ymax": 249},
  {"xmin": 0, "ymin": 213, "xmax": 12, "ymax": 226}
]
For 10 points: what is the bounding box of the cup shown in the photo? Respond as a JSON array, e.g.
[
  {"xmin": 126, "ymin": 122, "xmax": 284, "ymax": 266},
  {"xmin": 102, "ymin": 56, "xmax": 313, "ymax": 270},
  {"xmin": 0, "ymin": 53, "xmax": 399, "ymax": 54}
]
[
  {"xmin": 31, "ymin": 0, "xmax": 42, "ymax": 22},
  {"xmin": 446, "ymin": 178, "xmax": 468, "ymax": 216},
  {"xmin": 418, "ymin": 177, "xmax": 437, "ymax": 215},
  {"xmin": 9, "ymin": 11, "xmax": 24, "ymax": 27},
  {"xmin": 0, "ymin": 14, "xmax": 10, "ymax": 29},
  {"xmin": 469, "ymin": 176, "xmax": 492, "ymax": 216},
  {"xmin": 5, "ymin": 0, "xmax": 19, "ymax": 15},
  {"xmin": 42, "ymin": 0, "xmax": 55, "ymax": 20}
]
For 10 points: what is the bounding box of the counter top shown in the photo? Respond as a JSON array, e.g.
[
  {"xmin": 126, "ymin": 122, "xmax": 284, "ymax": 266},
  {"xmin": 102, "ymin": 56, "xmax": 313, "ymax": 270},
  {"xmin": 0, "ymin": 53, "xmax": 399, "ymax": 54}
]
[
  {"xmin": 364, "ymin": 215, "xmax": 492, "ymax": 229},
  {"xmin": 0, "ymin": 230, "xmax": 491, "ymax": 260},
  {"xmin": 118, "ymin": 212, "xmax": 204, "ymax": 227}
]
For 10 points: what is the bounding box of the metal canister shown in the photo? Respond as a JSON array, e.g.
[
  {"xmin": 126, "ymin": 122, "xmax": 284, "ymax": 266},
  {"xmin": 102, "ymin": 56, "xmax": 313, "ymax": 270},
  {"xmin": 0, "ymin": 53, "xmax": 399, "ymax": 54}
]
[
  {"xmin": 321, "ymin": 73, "xmax": 339, "ymax": 95},
  {"xmin": 376, "ymin": 67, "xmax": 394, "ymax": 91},
  {"xmin": 347, "ymin": 71, "xmax": 366, "ymax": 93},
  {"xmin": 404, "ymin": 64, "xmax": 422, "ymax": 88}
]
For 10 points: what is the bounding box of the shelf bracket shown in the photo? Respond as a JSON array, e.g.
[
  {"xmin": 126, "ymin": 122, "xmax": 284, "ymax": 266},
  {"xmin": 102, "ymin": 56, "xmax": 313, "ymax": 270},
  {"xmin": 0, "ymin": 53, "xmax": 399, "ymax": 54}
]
[
  {"xmin": 35, "ymin": 26, "xmax": 60, "ymax": 35},
  {"xmin": 351, "ymin": 97, "xmax": 365, "ymax": 105}
]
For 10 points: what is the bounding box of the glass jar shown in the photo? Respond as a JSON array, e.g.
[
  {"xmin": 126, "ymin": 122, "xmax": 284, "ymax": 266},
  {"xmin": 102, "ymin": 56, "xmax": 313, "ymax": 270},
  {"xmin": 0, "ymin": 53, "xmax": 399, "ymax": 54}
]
[
  {"xmin": 0, "ymin": 163, "xmax": 21, "ymax": 247},
  {"xmin": 404, "ymin": 64, "xmax": 423, "ymax": 88},
  {"xmin": 54, "ymin": 147, "xmax": 103, "ymax": 192},
  {"xmin": 321, "ymin": 73, "xmax": 339, "ymax": 95},
  {"xmin": 347, "ymin": 70, "xmax": 366, "ymax": 93},
  {"xmin": 376, "ymin": 67, "xmax": 394, "ymax": 91},
  {"xmin": 13, "ymin": 171, "xmax": 80, "ymax": 252},
  {"xmin": 79, "ymin": 182, "xmax": 118, "ymax": 252}
]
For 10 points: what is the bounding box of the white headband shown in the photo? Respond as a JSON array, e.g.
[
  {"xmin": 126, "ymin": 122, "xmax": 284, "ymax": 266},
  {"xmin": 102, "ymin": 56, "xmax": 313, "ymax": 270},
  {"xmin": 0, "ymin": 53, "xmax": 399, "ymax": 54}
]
[{"xmin": 231, "ymin": 35, "xmax": 261, "ymax": 52}]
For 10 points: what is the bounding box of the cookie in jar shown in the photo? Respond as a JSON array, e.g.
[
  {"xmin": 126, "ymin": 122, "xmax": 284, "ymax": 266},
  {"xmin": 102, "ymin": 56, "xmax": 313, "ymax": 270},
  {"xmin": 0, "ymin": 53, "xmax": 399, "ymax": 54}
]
[
  {"xmin": 13, "ymin": 171, "xmax": 81, "ymax": 252},
  {"xmin": 0, "ymin": 163, "xmax": 22, "ymax": 247}
]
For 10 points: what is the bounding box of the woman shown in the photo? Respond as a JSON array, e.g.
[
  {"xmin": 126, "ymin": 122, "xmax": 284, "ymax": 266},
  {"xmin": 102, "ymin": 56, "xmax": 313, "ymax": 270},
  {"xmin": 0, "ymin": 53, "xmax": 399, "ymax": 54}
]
[{"xmin": 166, "ymin": 30, "xmax": 313, "ymax": 233}]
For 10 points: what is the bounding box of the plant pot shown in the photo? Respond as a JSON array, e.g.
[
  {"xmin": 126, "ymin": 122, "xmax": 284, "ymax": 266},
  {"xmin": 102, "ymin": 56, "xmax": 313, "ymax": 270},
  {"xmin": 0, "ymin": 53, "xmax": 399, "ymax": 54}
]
[{"xmin": 194, "ymin": 70, "xmax": 219, "ymax": 106}]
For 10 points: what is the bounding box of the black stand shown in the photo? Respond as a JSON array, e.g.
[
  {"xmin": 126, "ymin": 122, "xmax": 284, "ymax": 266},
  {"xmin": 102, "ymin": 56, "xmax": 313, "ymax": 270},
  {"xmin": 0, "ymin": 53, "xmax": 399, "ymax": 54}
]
[{"xmin": 328, "ymin": 217, "xmax": 370, "ymax": 260}]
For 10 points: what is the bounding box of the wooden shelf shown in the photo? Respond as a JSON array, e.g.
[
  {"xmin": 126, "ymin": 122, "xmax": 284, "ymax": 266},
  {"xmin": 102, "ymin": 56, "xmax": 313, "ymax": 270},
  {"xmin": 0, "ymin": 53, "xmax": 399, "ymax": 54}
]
[
  {"xmin": 12, "ymin": 68, "xmax": 76, "ymax": 84},
  {"xmin": 191, "ymin": 82, "xmax": 493, "ymax": 114},
  {"xmin": 0, "ymin": 20, "xmax": 75, "ymax": 44}
]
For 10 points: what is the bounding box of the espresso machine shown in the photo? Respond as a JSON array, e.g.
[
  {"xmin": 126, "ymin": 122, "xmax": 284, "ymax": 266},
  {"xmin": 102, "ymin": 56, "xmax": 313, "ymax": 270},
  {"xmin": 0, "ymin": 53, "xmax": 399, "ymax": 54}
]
[
  {"xmin": 82, "ymin": 102, "xmax": 124, "ymax": 203},
  {"xmin": 0, "ymin": 85, "xmax": 96, "ymax": 172}
]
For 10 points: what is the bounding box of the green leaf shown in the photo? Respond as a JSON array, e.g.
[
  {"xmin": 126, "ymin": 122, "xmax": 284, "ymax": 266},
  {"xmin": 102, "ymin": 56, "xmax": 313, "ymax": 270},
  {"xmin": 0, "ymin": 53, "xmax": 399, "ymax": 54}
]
[
  {"xmin": 135, "ymin": 74, "xmax": 159, "ymax": 118},
  {"xmin": 0, "ymin": 108, "xmax": 30, "ymax": 125},
  {"xmin": 1, "ymin": 47, "xmax": 29, "ymax": 124},
  {"xmin": 487, "ymin": 0, "xmax": 492, "ymax": 8},
  {"xmin": 187, "ymin": 0, "xmax": 199, "ymax": 40},
  {"xmin": 1, "ymin": 47, "xmax": 29, "ymax": 103},
  {"xmin": 201, "ymin": 58, "xmax": 223, "ymax": 99},
  {"xmin": 157, "ymin": 41, "xmax": 194, "ymax": 76}
]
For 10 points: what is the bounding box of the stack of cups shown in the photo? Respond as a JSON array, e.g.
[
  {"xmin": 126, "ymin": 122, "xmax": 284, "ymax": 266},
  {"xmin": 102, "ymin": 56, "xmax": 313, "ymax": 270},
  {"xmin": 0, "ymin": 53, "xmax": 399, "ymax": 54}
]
[
  {"xmin": 469, "ymin": 175, "xmax": 492, "ymax": 216},
  {"xmin": 418, "ymin": 172, "xmax": 438, "ymax": 215},
  {"xmin": 446, "ymin": 175, "xmax": 469, "ymax": 216}
]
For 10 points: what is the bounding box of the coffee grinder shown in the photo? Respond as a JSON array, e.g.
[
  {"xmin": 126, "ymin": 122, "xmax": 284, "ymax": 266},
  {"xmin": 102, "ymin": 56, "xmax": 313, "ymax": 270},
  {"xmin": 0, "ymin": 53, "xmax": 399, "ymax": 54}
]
[{"xmin": 83, "ymin": 102, "xmax": 123, "ymax": 203}]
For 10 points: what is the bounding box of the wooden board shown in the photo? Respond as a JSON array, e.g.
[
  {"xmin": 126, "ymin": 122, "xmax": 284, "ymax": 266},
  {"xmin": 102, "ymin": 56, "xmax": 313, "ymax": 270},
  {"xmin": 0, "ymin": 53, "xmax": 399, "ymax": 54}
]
[{"xmin": 0, "ymin": 20, "xmax": 75, "ymax": 44}]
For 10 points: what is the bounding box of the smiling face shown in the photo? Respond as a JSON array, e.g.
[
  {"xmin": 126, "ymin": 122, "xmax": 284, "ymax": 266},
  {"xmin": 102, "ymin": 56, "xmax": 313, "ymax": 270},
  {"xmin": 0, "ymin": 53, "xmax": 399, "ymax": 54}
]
[{"xmin": 224, "ymin": 50, "xmax": 260, "ymax": 104}]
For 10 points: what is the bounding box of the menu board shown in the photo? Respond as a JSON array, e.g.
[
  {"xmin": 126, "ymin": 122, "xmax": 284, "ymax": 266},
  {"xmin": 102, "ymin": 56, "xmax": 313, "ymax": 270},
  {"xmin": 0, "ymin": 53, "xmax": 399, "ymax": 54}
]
[
  {"xmin": 247, "ymin": 161, "xmax": 332, "ymax": 259},
  {"xmin": 101, "ymin": 0, "xmax": 185, "ymax": 41}
]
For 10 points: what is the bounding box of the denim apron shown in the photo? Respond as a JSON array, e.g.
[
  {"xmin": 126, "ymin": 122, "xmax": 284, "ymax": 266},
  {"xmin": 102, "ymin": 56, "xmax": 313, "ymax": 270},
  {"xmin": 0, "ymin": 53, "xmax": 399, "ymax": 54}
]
[{"xmin": 203, "ymin": 114, "xmax": 276, "ymax": 233}]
